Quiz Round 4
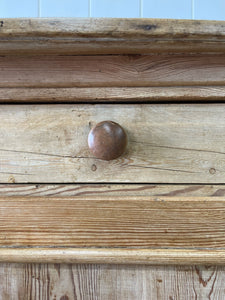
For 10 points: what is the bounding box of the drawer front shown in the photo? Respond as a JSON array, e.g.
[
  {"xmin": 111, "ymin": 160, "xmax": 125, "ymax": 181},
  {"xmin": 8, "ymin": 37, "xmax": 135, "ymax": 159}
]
[{"xmin": 0, "ymin": 104, "xmax": 224, "ymax": 183}]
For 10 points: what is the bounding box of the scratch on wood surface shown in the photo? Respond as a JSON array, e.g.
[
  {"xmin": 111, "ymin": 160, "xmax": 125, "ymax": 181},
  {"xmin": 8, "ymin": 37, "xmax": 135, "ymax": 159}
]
[
  {"xmin": 131, "ymin": 141, "xmax": 225, "ymax": 156},
  {"xmin": 0, "ymin": 149, "xmax": 92, "ymax": 160},
  {"xmin": 130, "ymin": 164, "xmax": 199, "ymax": 174}
]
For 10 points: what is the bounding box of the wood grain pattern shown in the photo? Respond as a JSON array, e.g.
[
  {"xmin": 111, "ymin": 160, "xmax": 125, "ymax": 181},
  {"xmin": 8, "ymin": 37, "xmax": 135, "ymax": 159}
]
[
  {"xmin": 1, "ymin": 104, "xmax": 225, "ymax": 183},
  {"xmin": 1, "ymin": 18, "xmax": 225, "ymax": 299},
  {"xmin": 1, "ymin": 18, "xmax": 225, "ymax": 38},
  {"xmin": 1, "ymin": 248, "xmax": 225, "ymax": 265},
  {"xmin": 1, "ymin": 54, "xmax": 225, "ymax": 88},
  {"xmin": 0, "ymin": 185, "xmax": 224, "ymax": 266},
  {"xmin": 1, "ymin": 184, "xmax": 225, "ymax": 197},
  {"xmin": 0, "ymin": 263, "xmax": 224, "ymax": 300},
  {"xmin": 0, "ymin": 195, "xmax": 223, "ymax": 252},
  {"xmin": 1, "ymin": 18, "xmax": 225, "ymax": 54},
  {"xmin": 1, "ymin": 86, "xmax": 225, "ymax": 103}
]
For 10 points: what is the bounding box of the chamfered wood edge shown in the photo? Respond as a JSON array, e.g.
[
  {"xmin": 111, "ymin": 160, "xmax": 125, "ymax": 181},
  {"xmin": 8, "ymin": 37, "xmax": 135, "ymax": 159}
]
[
  {"xmin": 1, "ymin": 86, "xmax": 225, "ymax": 103},
  {"xmin": 0, "ymin": 248, "xmax": 224, "ymax": 265},
  {"xmin": 1, "ymin": 18, "xmax": 225, "ymax": 54}
]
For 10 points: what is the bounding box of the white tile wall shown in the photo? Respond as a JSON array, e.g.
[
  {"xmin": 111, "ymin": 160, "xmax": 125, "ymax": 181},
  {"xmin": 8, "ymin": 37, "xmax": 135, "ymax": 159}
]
[
  {"xmin": 91, "ymin": 0, "xmax": 140, "ymax": 17},
  {"xmin": 41, "ymin": 0, "xmax": 89, "ymax": 17},
  {"xmin": 0, "ymin": 0, "xmax": 224, "ymax": 20},
  {"xmin": 195, "ymin": 0, "xmax": 225, "ymax": 21},
  {"xmin": 0, "ymin": 0, "xmax": 38, "ymax": 17},
  {"xmin": 143, "ymin": 0, "xmax": 192, "ymax": 19}
]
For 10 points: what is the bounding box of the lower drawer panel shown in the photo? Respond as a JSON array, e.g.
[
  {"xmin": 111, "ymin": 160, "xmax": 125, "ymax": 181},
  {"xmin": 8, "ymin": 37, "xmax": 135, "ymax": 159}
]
[
  {"xmin": 0, "ymin": 188, "xmax": 224, "ymax": 264},
  {"xmin": 0, "ymin": 194, "xmax": 224, "ymax": 249},
  {"xmin": 0, "ymin": 104, "xmax": 225, "ymax": 183}
]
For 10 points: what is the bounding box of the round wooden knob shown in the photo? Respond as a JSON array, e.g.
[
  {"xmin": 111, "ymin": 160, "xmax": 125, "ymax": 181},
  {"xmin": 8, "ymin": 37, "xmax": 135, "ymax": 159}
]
[{"xmin": 88, "ymin": 121, "xmax": 127, "ymax": 161}]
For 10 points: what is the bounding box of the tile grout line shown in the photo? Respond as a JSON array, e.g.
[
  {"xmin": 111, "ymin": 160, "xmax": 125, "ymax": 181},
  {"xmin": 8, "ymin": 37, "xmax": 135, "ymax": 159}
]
[
  {"xmin": 192, "ymin": 0, "xmax": 195, "ymax": 19},
  {"xmin": 38, "ymin": 0, "xmax": 41, "ymax": 17},
  {"xmin": 88, "ymin": 0, "xmax": 92, "ymax": 17},
  {"xmin": 139, "ymin": 0, "xmax": 143, "ymax": 18}
]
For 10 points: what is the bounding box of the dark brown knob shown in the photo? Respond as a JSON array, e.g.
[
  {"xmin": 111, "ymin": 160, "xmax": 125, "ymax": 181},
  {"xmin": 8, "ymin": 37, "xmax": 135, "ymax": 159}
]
[{"xmin": 88, "ymin": 121, "xmax": 127, "ymax": 161}]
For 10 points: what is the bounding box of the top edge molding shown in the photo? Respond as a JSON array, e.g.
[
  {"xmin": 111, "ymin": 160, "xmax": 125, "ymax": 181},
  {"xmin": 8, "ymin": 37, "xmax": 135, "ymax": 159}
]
[{"xmin": 0, "ymin": 18, "xmax": 225, "ymax": 54}]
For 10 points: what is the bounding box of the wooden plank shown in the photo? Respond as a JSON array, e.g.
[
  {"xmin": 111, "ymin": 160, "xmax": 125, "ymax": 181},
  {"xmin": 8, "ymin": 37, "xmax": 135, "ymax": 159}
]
[
  {"xmin": 0, "ymin": 248, "xmax": 225, "ymax": 265},
  {"xmin": 1, "ymin": 104, "xmax": 225, "ymax": 183},
  {"xmin": 1, "ymin": 18, "xmax": 225, "ymax": 54},
  {"xmin": 0, "ymin": 196, "xmax": 222, "ymax": 252},
  {"xmin": 1, "ymin": 54, "xmax": 225, "ymax": 88},
  {"xmin": 1, "ymin": 184, "xmax": 225, "ymax": 197},
  {"xmin": 0, "ymin": 263, "xmax": 223, "ymax": 299},
  {"xmin": 0, "ymin": 185, "xmax": 224, "ymax": 265},
  {"xmin": 0, "ymin": 189, "xmax": 223, "ymax": 293},
  {"xmin": 1, "ymin": 86, "xmax": 225, "ymax": 103},
  {"xmin": 2, "ymin": 18, "xmax": 225, "ymax": 39}
]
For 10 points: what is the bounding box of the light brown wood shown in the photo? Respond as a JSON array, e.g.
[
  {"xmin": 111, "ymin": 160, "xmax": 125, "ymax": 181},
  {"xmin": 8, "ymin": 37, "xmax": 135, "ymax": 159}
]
[
  {"xmin": 2, "ymin": 86, "xmax": 225, "ymax": 103},
  {"xmin": 0, "ymin": 184, "xmax": 225, "ymax": 266},
  {"xmin": 1, "ymin": 184, "xmax": 225, "ymax": 197},
  {"xmin": 0, "ymin": 248, "xmax": 225, "ymax": 265},
  {"xmin": 1, "ymin": 54, "xmax": 225, "ymax": 88},
  {"xmin": 1, "ymin": 104, "xmax": 225, "ymax": 183},
  {"xmin": 1, "ymin": 18, "xmax": 225, "ymax": 54},
  {"xmin": 0, "ymin": 263, "xmax": 224, "ymax": 299},
  {"xmin": 1, "ymin": 17, "xmax": 225, "ymax": 298},
  {"xmin": 0, "ymin": 195, "xmax": 222, "ymax": 259}
]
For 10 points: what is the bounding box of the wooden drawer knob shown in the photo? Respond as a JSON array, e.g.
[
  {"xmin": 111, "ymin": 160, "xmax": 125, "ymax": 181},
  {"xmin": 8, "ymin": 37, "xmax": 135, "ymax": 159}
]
[{"xmin": 88, "ymin": 121, "xmax": 127, "ymax": 161}]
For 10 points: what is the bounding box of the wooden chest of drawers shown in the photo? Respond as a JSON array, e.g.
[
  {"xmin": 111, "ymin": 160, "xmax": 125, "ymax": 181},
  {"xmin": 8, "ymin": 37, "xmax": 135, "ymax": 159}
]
[{"xmin": 1, "ymin": 18, "xmax": 225, "ymax": 298}]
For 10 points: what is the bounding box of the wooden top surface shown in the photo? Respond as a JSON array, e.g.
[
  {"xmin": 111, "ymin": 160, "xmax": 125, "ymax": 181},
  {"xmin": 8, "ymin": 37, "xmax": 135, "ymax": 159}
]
[
  {"xmin": 1, "ymin": 18, "xmax": 225, "ymax": 54},
  {"xmin": 1, "ymin": 18, "xmax": 225, "ymax": 38}
]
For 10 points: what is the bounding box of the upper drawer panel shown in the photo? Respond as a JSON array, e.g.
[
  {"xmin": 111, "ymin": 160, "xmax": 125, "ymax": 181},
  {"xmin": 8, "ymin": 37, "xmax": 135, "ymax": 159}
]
[
  {"xmin": 1, "ymin": 54, "xmax": 225, "ymax": 88},
  {"xmin": 0, "ymin": 104, "xmax": 224, "ymax": 183}
]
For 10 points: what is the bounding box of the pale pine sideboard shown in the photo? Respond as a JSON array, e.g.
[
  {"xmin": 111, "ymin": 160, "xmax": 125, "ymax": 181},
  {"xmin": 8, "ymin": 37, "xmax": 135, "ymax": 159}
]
[{"xmin": 0, "ymin": 18, "xmax": 225, "ymax": 299}]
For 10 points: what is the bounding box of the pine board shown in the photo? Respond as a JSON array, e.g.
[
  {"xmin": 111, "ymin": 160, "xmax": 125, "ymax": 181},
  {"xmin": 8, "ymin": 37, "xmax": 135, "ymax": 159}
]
[{"xmin": 1, "ymin": 104, "xmax": 225, "ymax": 183}]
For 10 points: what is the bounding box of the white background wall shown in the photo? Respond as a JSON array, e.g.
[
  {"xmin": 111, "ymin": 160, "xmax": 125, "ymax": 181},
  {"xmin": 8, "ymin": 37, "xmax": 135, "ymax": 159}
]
[{"xmin": 0, "ymin": 0, "xmax": 224, "ymax": 20}]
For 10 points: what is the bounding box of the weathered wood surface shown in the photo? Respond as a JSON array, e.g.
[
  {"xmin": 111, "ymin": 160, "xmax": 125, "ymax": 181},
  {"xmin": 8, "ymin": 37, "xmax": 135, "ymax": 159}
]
[
  {"xmin": 2, "ymin": 18, "xmax": 225, "ymax": 38},
  {"xmin": 0, "ymin": 184, "xmax": 224, "ymax": 265},
  {"xmin": 1, "ymin": 104, "xmax": 225, "ymax": 183},
  {"xmin": 0, "ymin": 195, "xmax": 223, "ymax": 251},
  {"xmin": 2, "ymin": 86, "xmax": 225, "ymax": 103},
  {"xmin": 1, "ymin": 54, "xmax": 225, "ymax": 88},
  {"xmin": 1, "ymin": 184, "xmax": 225, "ymax": 197},
  {"xmin": 1, "ymin": 17, "xmax": 225, "ymax": 299},
  {"xmin": 0, "ymin": 185, "xmax": 224, "ymax": 297},
  {"xmin": 0, "ymin": 263, "xmax": 224, "ymax": 300},
  {"xmin": 1, "ymin": 18, "xmax": 225, "ymax": 54},
  {"xmin": 1, "ymin": 248, "xmax": 225, "ymax": 265}
]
